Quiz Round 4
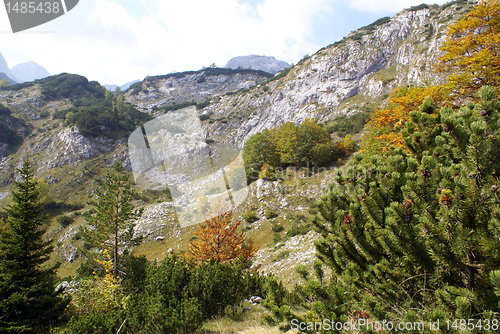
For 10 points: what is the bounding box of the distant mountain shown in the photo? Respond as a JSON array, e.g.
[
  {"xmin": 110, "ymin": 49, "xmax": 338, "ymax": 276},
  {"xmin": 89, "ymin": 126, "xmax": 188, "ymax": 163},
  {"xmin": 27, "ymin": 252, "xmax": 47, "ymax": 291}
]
[
  {"xmin": 104, "ymin": 79, "xmax": 140, "ymax": 92},
  {"xmin": 12, "ymin": 61, "xmax": 50, "ymax": 82},
  {"xmin": 224, "ymin": 55, "xmax": 289, "ymax": 74},
  {"xmin": 0, "ymin": 72, "xmax": 17, "ymax": 85},
  {"xmin": 0, "ymin": 52, "xmax": 50, "ymax": 83},
  {"xmin": 0, "ymin": 52, "xmax": 16, "ymax": 81}
]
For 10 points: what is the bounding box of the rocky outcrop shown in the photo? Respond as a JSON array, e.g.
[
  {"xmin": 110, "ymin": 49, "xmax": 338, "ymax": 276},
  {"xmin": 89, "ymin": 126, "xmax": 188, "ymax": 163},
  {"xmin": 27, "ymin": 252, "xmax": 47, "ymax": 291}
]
[
  {"xmin": 225, "ymin": 55, "xmax": 289, "ymax": 74},
  {"xmin": 133, "ymin": 202, "xmax": 180, "ymax": 240},
  {"xmin": 126, "ymin": 71, "xmax": 271, "ymax": 112},
  {"xmin": 33, "ymin": 127, "xmax": 123, "ymax": 169}
]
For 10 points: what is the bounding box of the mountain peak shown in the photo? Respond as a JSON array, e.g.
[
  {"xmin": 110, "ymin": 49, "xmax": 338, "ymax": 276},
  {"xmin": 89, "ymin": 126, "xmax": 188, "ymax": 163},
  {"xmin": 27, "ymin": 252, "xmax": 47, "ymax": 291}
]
[
  {"xmin": 11, "ymin": 61, "xmax": 50, "ymax": 83},
  {"xmin": 224, "ymin": 55, "xmax": 289, "ymax": 74}
]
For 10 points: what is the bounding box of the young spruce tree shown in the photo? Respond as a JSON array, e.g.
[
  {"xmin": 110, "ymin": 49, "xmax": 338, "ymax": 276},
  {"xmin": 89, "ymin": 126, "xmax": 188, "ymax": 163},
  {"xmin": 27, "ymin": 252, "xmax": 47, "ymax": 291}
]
[
  {"xmin": 0, "ymin": 161, "xmax": 69, "ymax": 332},
  {"xmin": 82, "ymin": 160, "xmax": 143, "ymax": 278}
]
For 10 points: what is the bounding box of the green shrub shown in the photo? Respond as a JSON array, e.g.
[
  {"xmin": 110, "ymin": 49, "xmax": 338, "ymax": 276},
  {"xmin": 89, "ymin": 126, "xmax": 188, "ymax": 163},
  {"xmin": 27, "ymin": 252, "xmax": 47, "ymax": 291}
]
[
  {"xmin": 43, "ymin": 200, "xmax": 84, "ymax": 213},
  {"xmin": 66, "ymin": 254, "xmax": 271, "ymax": 334},
  {"xmin": 359, "ymin": 16, "xmax": 391, "ymax": 32},
  {"xmin": 426, "ymin": 24, "xmax": 434, "ymax": 40},
  {"xmin": 0, "ymin": 104, "xmax": 11, "ymax": 116},
  {"xmin": 349, "ymin": 32, "xmax": 364, "ymax": 41},
  {"xmin": 39, "ymin": 73, "xmax": 104, "ymax": 100},
  {"xmin": 196, "ymin": 99, "xmax": 211, "ymax": 110},
  {"xmin": 327, "ymin": 112, "xmax": 369, "ymax": 136},
  {"xmin": 0, "ymin": 120, "xmax": 22, "ymax": 146},
  {"xmin": 409, "ymin": 4, "xmax": 429, "ymax": 11},
  {"xmin": 272, "ymin": 224, "xmax": 284, "ymax": 233},
  {"xmin": 128, "ymin": 81, "xmax": 143, "ymax": 95},
  {"xmin": 288, "ymin": 223, "xmax": 311, "ymax": 237},
  {"xmin": 162, "ymin": 101, "xmax": 196, "ymax": 112},
  {"xmin": 55, "ymin": 94, "xmax": 151, "ymax": 138},
  {"xmin": 265, "ymin": 209, "xmax": 278, "ymax": 219},
  {"xmin": 275, "ymin": 250, "xmax": 289, "ymax": 261},
  {"xmin": 243, "ymin": 210, "xmax": 258, "ymax": 223},
  {"xmin": 56, "ymin": 215, "xmax": 74, "ymax": 227}
]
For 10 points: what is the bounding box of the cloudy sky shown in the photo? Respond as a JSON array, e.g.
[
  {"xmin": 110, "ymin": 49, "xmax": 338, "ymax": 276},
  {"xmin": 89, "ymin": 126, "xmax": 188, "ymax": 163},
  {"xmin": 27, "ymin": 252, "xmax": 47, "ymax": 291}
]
[{"xmin": 0, "ymin": 0, "xmax": 449, "ymax": 85}]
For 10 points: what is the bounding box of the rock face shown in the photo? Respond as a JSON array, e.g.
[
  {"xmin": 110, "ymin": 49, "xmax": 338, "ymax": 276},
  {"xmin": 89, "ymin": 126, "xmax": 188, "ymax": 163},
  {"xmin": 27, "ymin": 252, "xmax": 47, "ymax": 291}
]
[
  {"xmin": 225, "ymin": 55, "xmax": 290, "ymax": 74},
  {"xmin": 126, "ymin": 70, "xmax": 271, "ymax": 112},
  {"xmin": 190, "ymin": 3, "xmax": 471, "ymax": 148},
  {"xmin": 11, "ymin": 61, "xmax": 50, "ymax": 83}
]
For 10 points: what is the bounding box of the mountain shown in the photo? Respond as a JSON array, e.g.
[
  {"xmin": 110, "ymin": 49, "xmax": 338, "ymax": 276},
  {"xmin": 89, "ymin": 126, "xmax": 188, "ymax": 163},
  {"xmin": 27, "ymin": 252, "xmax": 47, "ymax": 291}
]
[
  {"xmin": 11, "ymin": 61, "xmax": 50, "ymax": 82},
  {"xmin": 0, "ymin": 73, "xmax": 17, "ymax": 85},
  {"xmin": 152, "ymin": 3, "xmax": 461, "ymax": 147},
  {"xmin": 104, "ymin": 79, "xmax": 140, "ymax": 92},
  {"xmin": 224, "ymin": 55, "xmax": 289, "ymax": 74},
  {"xmin": 0, "ymin": 52, "xmax": 16, "ymax": 82},
  {"xmin": 0, "ymin": 1, "xmax": 477, "ymax": 271}
]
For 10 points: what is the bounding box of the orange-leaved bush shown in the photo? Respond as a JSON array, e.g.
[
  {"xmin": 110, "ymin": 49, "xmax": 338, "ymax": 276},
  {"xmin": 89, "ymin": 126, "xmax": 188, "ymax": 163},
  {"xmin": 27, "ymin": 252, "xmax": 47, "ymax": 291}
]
[
  {"xmin": 437, "ymin": 0, "xmax": 500, "ymax": 97},
  {"xmin": 188, "ymin": 204, "xmax": 257, "ymax": 264}
]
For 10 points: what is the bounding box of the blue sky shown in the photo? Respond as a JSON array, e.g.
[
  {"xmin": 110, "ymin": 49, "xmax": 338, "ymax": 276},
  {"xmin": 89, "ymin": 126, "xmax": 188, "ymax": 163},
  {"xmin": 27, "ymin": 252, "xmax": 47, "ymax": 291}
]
[{"xmin": 0, "ymin": 0, "xmax": 449, "ymax": 85}]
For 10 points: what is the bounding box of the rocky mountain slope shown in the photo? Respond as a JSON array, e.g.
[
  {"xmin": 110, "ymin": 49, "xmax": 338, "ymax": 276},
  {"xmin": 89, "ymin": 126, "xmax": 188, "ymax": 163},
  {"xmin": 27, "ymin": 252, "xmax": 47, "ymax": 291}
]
[
  {"xmin": 0, "ymin": 0, "xmax": 476, "ymax": 277},
  {"xmin": 125, "ymin": 2, "xmax": 472, "ymax": 148}
]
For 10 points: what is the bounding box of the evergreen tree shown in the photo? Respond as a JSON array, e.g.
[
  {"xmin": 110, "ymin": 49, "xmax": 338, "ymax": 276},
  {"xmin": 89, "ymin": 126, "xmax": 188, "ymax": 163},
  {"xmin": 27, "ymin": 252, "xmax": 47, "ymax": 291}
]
[
  {"xmin": 81, "ymin": 160, "xmax": 143, "ymax": 278},
  {"xmin": 0, "ymin": 161, "xmax": 69, "ymax": 332},
  {"xmin": 310, "ymin": 87, "xmax": 500, "ymax": 329}
]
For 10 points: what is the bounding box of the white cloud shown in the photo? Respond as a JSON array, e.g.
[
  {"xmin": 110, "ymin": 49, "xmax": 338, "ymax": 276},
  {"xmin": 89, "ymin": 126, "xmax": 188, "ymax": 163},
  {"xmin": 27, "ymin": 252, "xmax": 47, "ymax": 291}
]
[{"xmin": 0, "ymin": 0, "xmax": 453, "ymax": 84}]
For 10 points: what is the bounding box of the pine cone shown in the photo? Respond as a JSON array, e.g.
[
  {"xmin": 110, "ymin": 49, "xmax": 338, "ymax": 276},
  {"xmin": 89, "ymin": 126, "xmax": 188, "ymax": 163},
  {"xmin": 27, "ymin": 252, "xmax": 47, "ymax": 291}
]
[
  {"xmin": 343, "ymin": 214, "xmax": 352, "ymax": 225},
  {"xmin": 402, "ymin": 200, "xmax": 412, "ymax": 209},
  {"xmin": 480, "ymin": 109, "xmax": 490, "ymax": 116}
]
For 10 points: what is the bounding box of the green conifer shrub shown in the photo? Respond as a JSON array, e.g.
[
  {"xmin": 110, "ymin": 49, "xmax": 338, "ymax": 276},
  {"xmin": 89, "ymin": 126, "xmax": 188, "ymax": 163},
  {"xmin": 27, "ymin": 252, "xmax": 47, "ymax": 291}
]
[{"xmin": 308, "ymin": 87, "xmax": 500, "ymax": 327}]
